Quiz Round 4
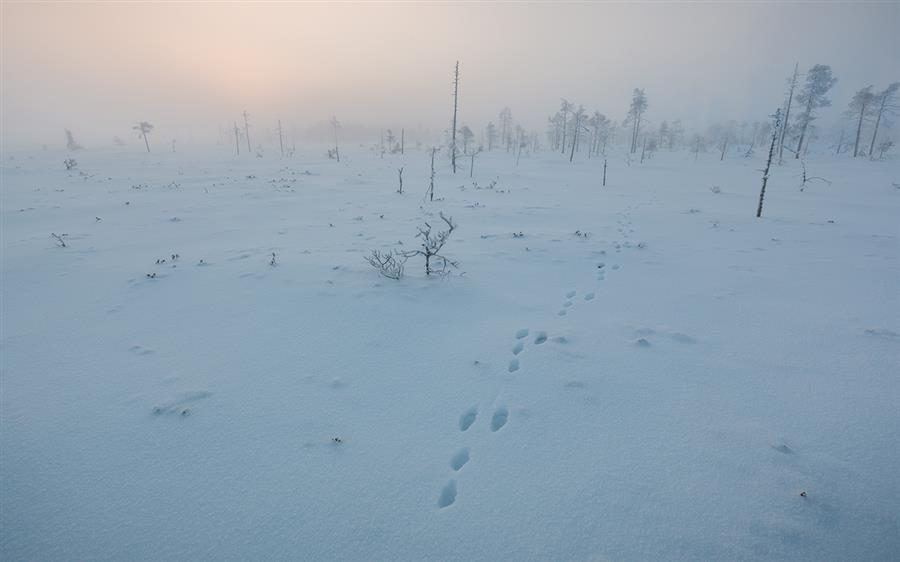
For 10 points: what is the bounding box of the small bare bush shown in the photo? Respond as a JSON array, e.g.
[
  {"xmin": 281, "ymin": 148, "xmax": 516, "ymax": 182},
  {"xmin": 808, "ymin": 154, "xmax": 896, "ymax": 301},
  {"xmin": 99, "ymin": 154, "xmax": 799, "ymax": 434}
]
[{"xmin": 365, "ymin": 250, "xmax": 406, "ymax": 280}]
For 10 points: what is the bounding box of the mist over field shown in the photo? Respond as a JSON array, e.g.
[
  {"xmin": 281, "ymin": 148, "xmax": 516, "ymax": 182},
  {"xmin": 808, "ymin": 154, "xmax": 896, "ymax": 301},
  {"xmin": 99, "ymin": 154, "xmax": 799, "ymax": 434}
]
[
  {"xmin": 1, "ymin": 2, "xmax": 898, "ymax": 146},
  {"xmin": 2, "ymin": 3, "xmax": 899, "ymax": 561}
]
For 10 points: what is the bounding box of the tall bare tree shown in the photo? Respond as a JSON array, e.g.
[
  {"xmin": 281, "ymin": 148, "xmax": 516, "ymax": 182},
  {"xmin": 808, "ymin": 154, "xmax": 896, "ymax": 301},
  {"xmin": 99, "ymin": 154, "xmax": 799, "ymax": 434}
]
[
  {"xmin": 779, "ymin": 63, "xmax": 800, "ymax": 164},
  {"xmin": 627, "ymin": 89, "xmax": 648, "ymax": 154},
  {"xmin": 242, "ymin": 110, "xmax": 252, "ymax": 153},
  {"xmin": 485, "ymin": 122, "xmax": 497, "ymax": 151},
  {"xmin": 330, "ymin": 116, "xmax": 341, "ymax": 162},
  {"xmin": 868, "ymin": 82, "xmax": 899, "ymax": 159},
  {"xmin": 757, "ymin": 109, "xmax": 782, "ymax": 218},
  {"xmin": 277, "ymin": 119, "xmax": 284, "ymax": 156},
  {"xmin": 450, "ymin": 61, "xmax": 460, "ymax": 173},
  {"xmin": 569, "ymin": 105, "xmax": 586, "ymax": 162},
  {"xmin": 847, "ymin": 86, "xmax": 875, "ymax": 157},
  {"xmin": 133, "ymin": 121, "xmax": 154, "ymax": 152},
  {"xmin": 559, "ymin": 99, "xmax": 573, "ymax": 154}
]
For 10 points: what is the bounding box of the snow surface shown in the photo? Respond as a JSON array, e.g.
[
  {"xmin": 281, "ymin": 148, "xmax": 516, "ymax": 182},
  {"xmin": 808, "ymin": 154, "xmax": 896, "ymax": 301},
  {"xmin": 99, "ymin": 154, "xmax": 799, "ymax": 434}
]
[{"xmin": 2, "ymin": 146, "xmax": 899, "ymax": 560}]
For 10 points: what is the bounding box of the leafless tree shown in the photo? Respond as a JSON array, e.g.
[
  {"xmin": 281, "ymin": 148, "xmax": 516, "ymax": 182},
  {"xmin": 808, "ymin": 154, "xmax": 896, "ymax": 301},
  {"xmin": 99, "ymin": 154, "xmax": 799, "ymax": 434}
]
[
  {"xmin": 427, "ymin": 147, "xmax": 438, "ymax": 201},
  {"xmin": 798, "ymin": 160, "xmax": 831, "ymax": 191},
  {"xmin": 757, "ymin": 108, "xmax": 782, "ymax": 218},
  {"xmin": 779, "ymin": 62, "xmax": 800, "ymax": 164},
  {"xmin": 569, "ymin": 105, "xmax": 586, "ymax": 162},
  {"xmin": 868, "ymin": 82, "xmax": 899, "ymax": 159},
  {"xmin": 560, "ymin": 99, "xmax": 573, "ymax": 154},
  {"xmin": 242, "ymin": 110, "xmax": 252, "ymax": 153},
  {"xmin": 402, "ymin": 213, "xmax": 458, "ymax": 276},
  {"xmin": 365, "ymin": 250, "xmax": 406, "ymax": 280},
  {"xmin": 485, "ymin": 121, "xmax": 497, "ymax": 151},
  {"xmin": 330, "ymin": 116, "xmax": 341, "ymax": 162},
  {"xmin": 65, "ymin": 129, "xmax": 82, "ymax": 151},
  {"xmin": 397, "ymin": 167, "xmax": 404, "ymax": 194},
  {"xmin": 277, "ymin": 119, "xmax": 284, "ymax": 156},
  {"xmin": 847, "ymin": 86, "xmax": 875, "ymax": 157},
  {"xmin": 233, "ymin": 122, "xmax": 241, "ymax": 155},
  {"xmin": 450, "ymin": 61, "xmax": 460, "ymax": 173},
  {"xmin": 133, "ymin": 121, "xmax": 154, "ymax": 152},
  {"xmin": 627, "ymin": 88, "xmax": 648, "ymax": 154}
]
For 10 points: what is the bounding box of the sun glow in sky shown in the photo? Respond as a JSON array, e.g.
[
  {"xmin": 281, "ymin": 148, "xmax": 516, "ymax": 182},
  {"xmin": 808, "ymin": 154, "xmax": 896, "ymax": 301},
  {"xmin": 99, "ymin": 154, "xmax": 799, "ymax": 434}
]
[{"xmin": 1, "ymin": 2, "xmax": 897, "ymax": 145}]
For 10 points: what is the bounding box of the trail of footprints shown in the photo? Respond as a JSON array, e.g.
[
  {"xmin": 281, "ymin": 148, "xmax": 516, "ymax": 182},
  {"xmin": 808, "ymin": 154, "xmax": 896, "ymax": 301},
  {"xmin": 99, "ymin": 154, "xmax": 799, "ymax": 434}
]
[
  {"xmin": 439, "ymin": 405, "xmax": 508, "ymax": 508},
  {"xmin": 437, "ymin": 207, "xmax": 636, "ymax": 509}
]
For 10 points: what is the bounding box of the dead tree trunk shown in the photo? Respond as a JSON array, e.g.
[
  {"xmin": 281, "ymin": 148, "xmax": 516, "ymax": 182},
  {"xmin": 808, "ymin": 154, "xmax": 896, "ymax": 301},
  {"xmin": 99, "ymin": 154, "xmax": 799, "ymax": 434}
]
[
  {"xmin": 451, "ymin": 61, "xmax": 459, "ymax": 174},
  {"xmin": 401, "ymin": 128, "xmax": 405, "ymax": 155},
  {"xmin": 795, "ymin": 97, "xmax": 813, "ymax": 159},
  {"xmin": 569, "ymin": 115, "xmax": 581, "ymax": 163},
  {"xmin": 602, "ymin": 158, "xmax": 607, "ymax": 187},
  {"xmin": 779, "ymin": 62, "xmax": 799, "ymax": 164},
  {"xmin": 429, "ymin": 148, "xmax": 437, "ymax": 201},
  {"xmin": 243, "ymin": 110, "xmax": 251, "ymax": 153},
  {"xmin": 853, "ymin": 101, "xmax": 867, "ymax": 157},
  {"xmin": 757, "ymin": 108, "xmax": 782, "ymax": 218},
  {"xmin": 234, "ymin": 122, "xmax": 240, "ymax": 156},
  {"xmin": 278, "ymin": 120, "xmax": 284, "ymax": 156},
  {"xmin": 397, "ymin": 167, "xmax": 404, "ymax": 193},
  {"xmin": 868, "ymin": 95, "xmax": 887, "ymax": 158}
]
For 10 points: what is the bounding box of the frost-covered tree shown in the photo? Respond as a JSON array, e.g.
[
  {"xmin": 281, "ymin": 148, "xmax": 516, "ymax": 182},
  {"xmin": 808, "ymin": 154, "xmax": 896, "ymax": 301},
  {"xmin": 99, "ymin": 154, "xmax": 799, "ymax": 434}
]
[
  {"xmin": 242, "ymin": 110, "xmax": 252, "ymax": 153},
  {"xmin": 868, "ymin": 82, "xmax": 899, "ymax": 159},
  {"xmin": 559, "ymin": 99, "xmax": 573, "ymax": 153},
  {"xmin": 626, "ymin": 88, "xmax": 648, "ymax": 153},
  {"xmin": 847, "ymin": 85, "xmax": 875, "ymax": 157},
  {"xmin": 779, "ymin": 63, "xmax": 800, "ymax": 163},
  {"xmin": 460, "ymin": 125, "xmax": 474, "ymax": 155},
  {"xmin": 402, "ymin": 213, "xmax": 458, "ymax": 276},
  {"xmin": 485, "ymin": 121, "xmax": 497, "ymax": 151},
  {"xmin": 133, "ymin": 121, "xmax": 154, "ymax": 152},
  {"xmin": 667, "ymin": 119, "xmax": 685, "ymax": 150},
  {"xmin": 589, "ymin": 112, "xmax": 611, "ymax": 156},
  {"xmin": 793, "ymin": 64, "xmax": 837, "ymax": 158},
  {"xmin": 499, "ymin": 107, "xmax": 513, "ymax": 152},
  {"xmin": 450, "ymin": 61, "xmax": 460, "ymax": 173},
  {"xmin": 657, "ymin": 121, "xmax": 670, "ymax": 149},
  {"xmin": 757, "ymin": 108, "xmax": 782, "ymax": 218},
  {"xmin": 330, "ymin": 116, "xmax": 341, "ymax": 162},
  {"xmin": 569, "ymin": 105, "xmax": 586, "ymax": 162},
  {"xmin": 65, "ymin": 129, "xmax": 82, "ymax": 151}
]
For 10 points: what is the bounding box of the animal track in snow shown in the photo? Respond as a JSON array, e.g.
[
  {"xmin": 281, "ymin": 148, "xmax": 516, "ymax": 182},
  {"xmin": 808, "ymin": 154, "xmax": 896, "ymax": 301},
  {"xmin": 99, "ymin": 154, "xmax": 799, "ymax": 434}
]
[
  {"xmin": 534, "ymin": 331, "xmax": 548, "ymax": 345},
  {"xmin": 515, "ymin": 328, "xmax": 529, "ymax": 339},
  {"xmin": 451, "ymin": 448, "xmax": 470, "ymax": 471},
  {"xmin": 459, "ymin": 407, "xmax": 478, "ymax": 431},
  {"xmin": 563, "ymin": 300, "xmax": 573, "ymax": 308},
  {"xmin": 129, "ymin": 345, "xmax": 154, "ymax": 355},
  {"xmin": 508, "ymin": 358, "xmax": 520, "ymax": 372},
  {"xmin": 566, "ymin": 290, "xmax": 576, "ymax": 298},
  {"xmin": 584, "ymin": 292, "xmax": 595, "ymax": 301},
  {"xmin": 152, "ymin": 390, "xmax": 212, "ymax": 416},
  {"xmin": 558, "ymin": 310, "xmax": 567, "ymax": 316},
  {"xmin": 491, "ymin": 407, "xmax": 509, "ymax": 432},
  {"xmin": 438, "ymin": 480, "xmax": 457, "ymax": 508},
  {"xmin": 512, "ymin": 341, "xmax": 524, "ymax": 355}
]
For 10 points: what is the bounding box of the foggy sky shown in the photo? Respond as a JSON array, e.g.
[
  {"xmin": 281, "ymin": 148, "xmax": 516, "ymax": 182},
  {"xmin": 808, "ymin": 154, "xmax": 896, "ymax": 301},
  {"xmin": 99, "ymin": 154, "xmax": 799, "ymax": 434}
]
[{"xmin": 2, "ymin": 2, "xmax": 898, "ymax": 147}]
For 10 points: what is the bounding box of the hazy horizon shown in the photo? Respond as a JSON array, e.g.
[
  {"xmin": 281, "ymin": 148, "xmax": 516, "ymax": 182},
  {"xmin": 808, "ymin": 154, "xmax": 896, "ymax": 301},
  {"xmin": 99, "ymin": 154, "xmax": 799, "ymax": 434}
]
[{"xmin": 2, "ymin": 2, "xmax": 898, "ymax": 148}]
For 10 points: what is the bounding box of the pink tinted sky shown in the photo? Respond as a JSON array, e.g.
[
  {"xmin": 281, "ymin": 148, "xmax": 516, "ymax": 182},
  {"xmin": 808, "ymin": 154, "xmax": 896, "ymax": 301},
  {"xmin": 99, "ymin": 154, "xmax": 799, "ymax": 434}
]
[{"xmin": 1, "ymin": 2, "xmax": 897, "ymax": 146}]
